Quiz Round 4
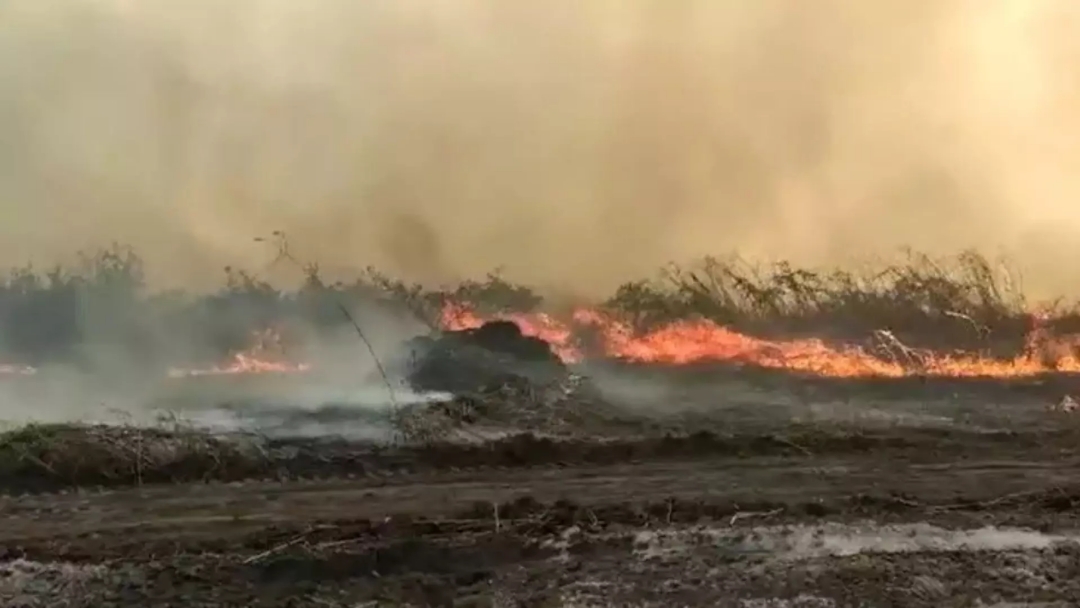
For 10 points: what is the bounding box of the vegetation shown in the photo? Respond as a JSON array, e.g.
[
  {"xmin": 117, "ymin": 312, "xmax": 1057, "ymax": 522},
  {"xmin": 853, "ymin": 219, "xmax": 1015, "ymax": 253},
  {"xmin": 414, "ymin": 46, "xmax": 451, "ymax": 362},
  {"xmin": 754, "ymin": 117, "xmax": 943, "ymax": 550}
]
[
  {"xmin": 0, "ymin": 421, "xmax": 267, "ymax": 491},
  {"xmin": 0, "ymin": 244, "xmax": 1074, "ymax": 369},
  {"xmin": 602, "ymin": 250, "xmax": 1069, "ymax": 356}
]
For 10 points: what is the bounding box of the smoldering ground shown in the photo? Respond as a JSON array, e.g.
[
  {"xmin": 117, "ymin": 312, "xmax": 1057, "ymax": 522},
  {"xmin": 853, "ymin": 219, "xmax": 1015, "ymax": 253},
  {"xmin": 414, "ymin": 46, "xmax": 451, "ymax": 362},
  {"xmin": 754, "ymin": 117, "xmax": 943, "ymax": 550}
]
[{"xmin": 4, "ymin": 0, "xmax": 1080, "ymax": 299}]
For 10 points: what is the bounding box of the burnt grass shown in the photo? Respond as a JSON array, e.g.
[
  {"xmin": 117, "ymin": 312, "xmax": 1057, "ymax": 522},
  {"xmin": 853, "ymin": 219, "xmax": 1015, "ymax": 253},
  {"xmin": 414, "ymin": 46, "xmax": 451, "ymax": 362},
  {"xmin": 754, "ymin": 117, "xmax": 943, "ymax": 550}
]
[
  {"xmin": 1, "ymin": 418, "xmax": 1078, "ymax": 495},
  {"xmin": 13, "ymin": 490, "xmax": 1080, "ymax": 607}
]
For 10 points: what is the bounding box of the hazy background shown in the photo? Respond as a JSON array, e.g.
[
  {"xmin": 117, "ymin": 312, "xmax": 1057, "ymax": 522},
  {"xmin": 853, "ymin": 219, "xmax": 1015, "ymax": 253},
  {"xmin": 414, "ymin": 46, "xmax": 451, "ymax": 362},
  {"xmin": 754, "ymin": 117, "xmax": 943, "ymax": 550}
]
[{"xmin": 4, "ymin": 0, "xmax": 1080, "ymax": 299}]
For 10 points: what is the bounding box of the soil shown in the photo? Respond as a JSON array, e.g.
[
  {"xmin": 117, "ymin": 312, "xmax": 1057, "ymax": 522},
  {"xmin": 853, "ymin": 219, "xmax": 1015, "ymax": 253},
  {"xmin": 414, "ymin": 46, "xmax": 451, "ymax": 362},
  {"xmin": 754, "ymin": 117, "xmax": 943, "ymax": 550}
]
[{"xmin": 4, "ymin": 366, "xmax": 1080, "ymax": 607}]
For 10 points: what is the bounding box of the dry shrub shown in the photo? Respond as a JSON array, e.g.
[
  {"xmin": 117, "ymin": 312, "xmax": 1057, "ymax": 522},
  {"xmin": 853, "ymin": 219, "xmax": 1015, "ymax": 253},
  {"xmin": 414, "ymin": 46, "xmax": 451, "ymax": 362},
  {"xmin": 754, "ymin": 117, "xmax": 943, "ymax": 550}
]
[{"xmin": 603, "ymin": 249, "xmax": 1075, "ymax": 355}]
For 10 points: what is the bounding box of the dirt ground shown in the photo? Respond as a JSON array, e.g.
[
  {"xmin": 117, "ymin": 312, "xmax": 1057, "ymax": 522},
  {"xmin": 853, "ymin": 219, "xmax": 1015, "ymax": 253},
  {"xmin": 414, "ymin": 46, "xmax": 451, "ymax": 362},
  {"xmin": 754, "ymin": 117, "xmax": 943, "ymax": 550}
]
[{"xmin": 4, "ymin": 368, "xmax": 1080, "ymax": 607}]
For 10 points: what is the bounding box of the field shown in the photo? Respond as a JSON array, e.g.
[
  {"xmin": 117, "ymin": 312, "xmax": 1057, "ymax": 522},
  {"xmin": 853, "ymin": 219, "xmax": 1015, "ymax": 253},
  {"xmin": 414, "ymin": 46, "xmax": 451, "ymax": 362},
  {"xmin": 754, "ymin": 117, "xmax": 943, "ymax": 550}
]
[{"xmin": 3, "ymin": 248, "xmax": 1080, "ymax": 607}]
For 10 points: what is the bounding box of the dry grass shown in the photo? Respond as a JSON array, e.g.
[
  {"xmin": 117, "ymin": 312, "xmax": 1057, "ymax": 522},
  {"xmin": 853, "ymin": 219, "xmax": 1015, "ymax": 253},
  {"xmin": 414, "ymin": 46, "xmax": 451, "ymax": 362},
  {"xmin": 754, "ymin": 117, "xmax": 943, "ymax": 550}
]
[
  {"xmin": 0, "ymin": 420, "xmax": 268, "ymax": 491},
  {"xmin": 390, "ymin": 372, "xmax": 631, "ymax": 445},
  {"xmin": 601, "ymin": 250, "xmax": 1080, "ymax": 356}
]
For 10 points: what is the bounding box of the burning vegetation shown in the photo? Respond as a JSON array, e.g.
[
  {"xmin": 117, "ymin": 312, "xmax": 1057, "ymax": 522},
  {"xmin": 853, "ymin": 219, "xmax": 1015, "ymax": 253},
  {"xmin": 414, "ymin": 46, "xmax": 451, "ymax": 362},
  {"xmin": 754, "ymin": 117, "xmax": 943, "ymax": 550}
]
[
  {"xmin": 2, "ymin": 245, "xmax": 1080, "ymax": 383},
  {"xmin": 442, "ymin": 302, "xmax": 1080, "ymax": 378},
  {"xmin": 166, "ymin": 328, "xmax": 311, "ymax": 378}
]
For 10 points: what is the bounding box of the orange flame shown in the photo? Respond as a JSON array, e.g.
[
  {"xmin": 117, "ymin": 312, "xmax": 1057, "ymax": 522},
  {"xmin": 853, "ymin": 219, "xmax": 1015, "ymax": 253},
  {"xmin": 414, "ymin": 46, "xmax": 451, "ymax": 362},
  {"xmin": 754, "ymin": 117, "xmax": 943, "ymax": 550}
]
[
  {"xmin": 441, "ymin": 303, "xmax": 1080, "ymax": 379},
  {"xmin": 167, "ymin": 328, "xmax": 312, "ymax": 378},
  {"xmin": 440, "ymin": 303, "xmax": 582, "ymax": 362},
  {"xmin": 167, "ymin": 353, "xmax": 312, "ymax": 378},
  {"xmin": 6, "ymin": 307, "xmax": 1078, "ymax": 382}
]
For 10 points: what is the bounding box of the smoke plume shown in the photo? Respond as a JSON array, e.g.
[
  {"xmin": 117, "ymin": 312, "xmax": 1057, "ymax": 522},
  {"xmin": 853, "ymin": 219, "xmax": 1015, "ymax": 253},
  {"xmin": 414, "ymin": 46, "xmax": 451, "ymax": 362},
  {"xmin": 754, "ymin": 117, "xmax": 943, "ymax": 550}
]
[{"xmin": 4, "ymin": 0, "xmax": 1080, "ymax": 298}]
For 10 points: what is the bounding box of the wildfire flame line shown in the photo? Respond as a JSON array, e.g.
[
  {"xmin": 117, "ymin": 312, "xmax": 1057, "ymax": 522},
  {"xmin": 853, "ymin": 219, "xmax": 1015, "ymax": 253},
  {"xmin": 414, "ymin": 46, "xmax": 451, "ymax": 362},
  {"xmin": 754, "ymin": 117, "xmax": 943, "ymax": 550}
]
[
  {"xmin": 4, "ymin": 305, "xmax": 1080, "ymax": 380},
  {"xmin": 440, "ymin": 303, "xmax": 1080, "ymax": 379}
]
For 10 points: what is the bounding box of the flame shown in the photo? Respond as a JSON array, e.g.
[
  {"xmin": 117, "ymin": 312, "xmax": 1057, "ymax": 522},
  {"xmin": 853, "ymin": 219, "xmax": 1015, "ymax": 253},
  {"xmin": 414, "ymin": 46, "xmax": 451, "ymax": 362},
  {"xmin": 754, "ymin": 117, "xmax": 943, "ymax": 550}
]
[
  {"xmin": 440, "ymin": 303, "xmax": 582, "ymax": 362},
  {"xmin": 441, "ymin": 303, "xmax": 1080, "ymax": 379},
  {"xmin": 167, "ymin": 328, "xmax": 312, "ymax": 378},
  {"xmin": 166, "ymin": 353, "xmax": 312, "ymax": 378},
  {"xmin": 5, "ymin": 307, "xmax": 1079, "ymax": 382}
]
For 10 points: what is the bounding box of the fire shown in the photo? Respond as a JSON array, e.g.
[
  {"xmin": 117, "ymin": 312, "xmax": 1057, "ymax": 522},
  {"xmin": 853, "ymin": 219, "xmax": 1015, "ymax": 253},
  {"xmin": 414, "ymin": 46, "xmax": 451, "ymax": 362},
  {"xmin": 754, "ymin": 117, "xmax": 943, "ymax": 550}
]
[
  {"xmin": 440, "ymin": 303, "xmax": 581, "ymax": 362},
  {"xmin": 441, "ymin": 303, "xmax": 1080, "ymax": 379},
  {"xmin": 167, "ymin": 328, "xmax": 312, "ymax": 378},
  {"xmin": 166, "ymin": 353, "xmax": 312, "ymax": 378},
  {"xmin": 5, "ymin": 307, "xmax": 1079, "ymax": 382}
]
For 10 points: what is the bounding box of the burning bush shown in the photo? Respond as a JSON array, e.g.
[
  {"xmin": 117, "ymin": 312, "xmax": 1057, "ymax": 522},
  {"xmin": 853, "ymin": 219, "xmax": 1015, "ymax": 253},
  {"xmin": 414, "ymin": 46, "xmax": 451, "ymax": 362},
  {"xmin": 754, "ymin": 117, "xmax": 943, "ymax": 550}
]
[{"xmin": 404, "ymin": 319, "xmax": 567, "ymax": 394}]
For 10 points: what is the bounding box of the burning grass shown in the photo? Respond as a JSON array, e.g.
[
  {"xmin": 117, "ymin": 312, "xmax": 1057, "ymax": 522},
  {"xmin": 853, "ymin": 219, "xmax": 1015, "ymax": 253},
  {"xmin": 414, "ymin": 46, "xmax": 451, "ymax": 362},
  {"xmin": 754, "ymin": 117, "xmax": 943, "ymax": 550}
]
[{"xmin": 0, "ymin": 245, "xmax": 1079, "ymax": 379}]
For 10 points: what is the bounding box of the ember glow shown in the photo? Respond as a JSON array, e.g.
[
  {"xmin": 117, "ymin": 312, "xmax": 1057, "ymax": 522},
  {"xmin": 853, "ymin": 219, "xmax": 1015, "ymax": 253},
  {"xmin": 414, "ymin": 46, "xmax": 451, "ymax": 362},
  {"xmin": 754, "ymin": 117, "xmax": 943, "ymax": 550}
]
[{"xmin": 440, "ymin": 303, "xmax": 1080, "ymax": 379}]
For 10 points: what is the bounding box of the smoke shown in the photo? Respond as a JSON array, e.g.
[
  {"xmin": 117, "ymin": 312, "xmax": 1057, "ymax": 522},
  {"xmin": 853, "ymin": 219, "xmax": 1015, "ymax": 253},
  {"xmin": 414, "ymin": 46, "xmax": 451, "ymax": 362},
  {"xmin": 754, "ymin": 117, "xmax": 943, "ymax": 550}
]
[
  {"xmin": 0, "ymin": 297, "xmax": 436, "ymax": 429},
  {"xmin": 4, "ymin": 0, "xmax": 1080, "ymax": 298}
]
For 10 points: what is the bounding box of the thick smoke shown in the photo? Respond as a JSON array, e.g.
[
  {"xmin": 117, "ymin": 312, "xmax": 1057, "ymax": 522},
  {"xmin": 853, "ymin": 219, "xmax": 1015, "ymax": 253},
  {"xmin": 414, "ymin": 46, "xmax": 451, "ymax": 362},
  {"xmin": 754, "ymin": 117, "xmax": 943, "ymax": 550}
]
[{"xmin": 3, "ymin": 0, "xmax": 1080, "ymax": 298}]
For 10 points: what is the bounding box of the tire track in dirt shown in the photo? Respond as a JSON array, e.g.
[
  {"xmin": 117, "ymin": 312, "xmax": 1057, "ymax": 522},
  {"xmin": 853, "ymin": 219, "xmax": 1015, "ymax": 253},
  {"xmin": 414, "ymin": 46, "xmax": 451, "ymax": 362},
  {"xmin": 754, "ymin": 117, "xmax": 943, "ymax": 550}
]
[
  {"xmin": 4, "ymin": 455, "xmax": 1080, "ymax": 554},
  {"xmin": 3, "ymin": 424, "xmax": 1075, "ymax": 496}
]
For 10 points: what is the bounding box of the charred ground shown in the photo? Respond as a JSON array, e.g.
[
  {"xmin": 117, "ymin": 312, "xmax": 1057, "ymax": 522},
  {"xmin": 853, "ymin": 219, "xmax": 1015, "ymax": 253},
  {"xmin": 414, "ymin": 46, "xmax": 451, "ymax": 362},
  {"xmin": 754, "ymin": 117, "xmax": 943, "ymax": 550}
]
[{"xmin": 5, "ymin": 396, "xmax": 1080, "ymax": 607}]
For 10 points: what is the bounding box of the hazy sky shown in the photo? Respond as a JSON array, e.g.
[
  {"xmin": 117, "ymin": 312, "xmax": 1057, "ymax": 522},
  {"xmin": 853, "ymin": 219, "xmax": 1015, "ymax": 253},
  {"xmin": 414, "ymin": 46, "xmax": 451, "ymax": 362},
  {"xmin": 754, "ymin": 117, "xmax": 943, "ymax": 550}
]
[{"xmin": 4, "ymin": 0, "xmax": 1080, "ymax": 297}]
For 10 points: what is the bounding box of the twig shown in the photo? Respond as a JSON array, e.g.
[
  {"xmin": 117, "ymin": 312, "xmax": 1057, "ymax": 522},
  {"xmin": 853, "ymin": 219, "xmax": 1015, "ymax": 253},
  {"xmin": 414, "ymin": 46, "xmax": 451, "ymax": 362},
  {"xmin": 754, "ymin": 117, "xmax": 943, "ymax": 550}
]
[
  {"xmin": 888, "ymin": 496, "xmax": 922, "ymax": 508},
  {"xmin": 337, "ymin": 303, "xmax": 399, "ymax": 410},
  {"xmin": 729, "ymin": 507, "xmax": 783, "ymax": 525},
  {"xmin": 773, "ymin": 435, "xmax": 813, "ymax": 456},
  {"xmin": 872, "ymin": 329, "xmax": 927, "ymax": 372},
  {"xmin": 493, "ymin": 501, "xmax": 501, "ymax": 533},
  {"xmin": 253, "ymin": 231, "xmax": 399, "ymax": 410},
  {"xmin": 943, "ymin": 310, "xmax": 990, "ymax": 339},
  {"xmin": 15, "ymin": 447, "xmax": 58, "ymax": 477},
  {"xmin": 586, "ymin": 509, "xmax": 599, "ymax": 527},
  {"xmin": 242, "ymin": 533, "xmax": 310, "ymax": 564},
  {"xmin": 313, "ymin": 537, "xmax": 365, "ymax": 551},
  {"xmin": 927, "ymin": 489, "xmax": 1051, "ymax": 513}
]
